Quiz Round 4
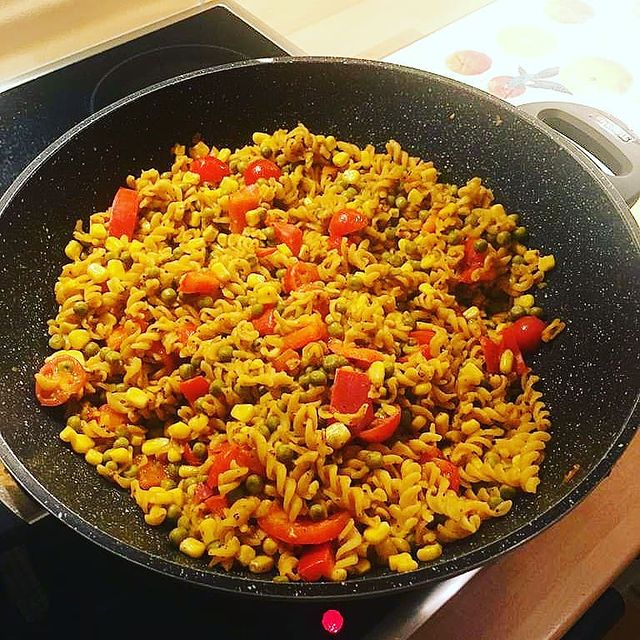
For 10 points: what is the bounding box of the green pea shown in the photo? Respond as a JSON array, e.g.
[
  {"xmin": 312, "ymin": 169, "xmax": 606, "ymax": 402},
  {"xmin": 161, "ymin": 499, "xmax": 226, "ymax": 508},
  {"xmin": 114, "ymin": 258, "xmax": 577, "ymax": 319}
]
[
  {"xmin": 177, "ymin": 515, "xmax": 190, "ymax": 530},
  {"xmin": 257, "ymin": 423, "xmax": 271, "ymax": 440},
  {"xmin": 486, "ymin": 233, "xmax": 496, "ymax": 246},
  {"xmin": 84, "ymin": 341, "xmax": 100, "ymax": 357},
  {"xmin": 161, "ymin": 478, "xmax": 176, "ymax": 490},
  {"xmin": 245, "ymin": 474, "xmax": 265, "ymax": 495},
  {"xmin": 166, "ymin": 504, "xmax": 182, "ymax": 521},
  {"xmin": 488, "ymin": 496, "xmax": 502, "ymax": 509},
  {"xmin": 66, "ymin": 415, "xmax": 82, "ymax": 430},
  {"xmin": 511, "ymin": 255, "xmax": 524, "ymax": 265},
  {"xmin": 513, "ymin": 226, "xmax": 528, "ymax": 241},
  {"xmin": 347, "ymin": 275, "xmax": 364, "ymax": 290},
  {"xmin": 322, "ymin": 354, "xmax": 341, "ymax": 372},
  {"xmin": 499, "ymin": 485, "xmax": 517, "ymax": 501},
  {"xmin": 226, "ymin": 485, "xmax": 245, "ymax": 503},
  {"xmin": 447, "ymin": 230, "xmax": 461, "ymax": 245},
  {"xmin": 387, "ymin": 194, "xmax": 396, "ymax": 206},
  {"xmin": 298, "ymin": 373, "xmax": 311, "ymax": 386},
  {"xmin": 191, "ymin": 354, "xmax": 204, "ymax": 368},
  {"xmin": 217, "ymin": 345, "xmax": 234, "ymax": 362},
  {"xmin": 335, "ymin": 299, "xmax": 348, "ymax": 314},
  {"xmin": 73, "ymin": 300, "xmax": 89, "ymax": 317},
  {"xmin": 266, "ymin": 415, "xmax": 280, "ymax": 431},
  {"xmin": 113, "ymin": 436, "xmax": 129, "ymax": 448},
  {"xmin": 250, "ymin": 303, "xmax": 265, "ymax": 318},
  {"xmin": 388, "ymin": 253, "xmax": 403, "ymax": 267},
  {"xmin": 48, "ymin": 334, "xmax": 65, "ymax": 350},
  {"xmin": 160, "ymin": 287, "xmax": 177, "ymax": 304},
  {"xmin": 328, "ymin": 322, "xmax": 344, "ymax": 338},
  {"xmin": 474, "ymin": 238, "xmax": 488, "ymax": 253},
  {"xmin": 308, "ymin": 503, "xmax": 327, "ymax": 521},
  {"xmin": 263, "ymin": 226, "xmax": 276, "ymax": 242},
  {"xmin": 196, "ymin": 296, "xmax": 213, "ymax": 310},
  {"xmin": 395, "ymin": 196, "xmax": 407, "ymax": 210},
  {"xmin": 508, "ymin": 213, "xmax": 520, "ymax": 224},
  {"xmin": 529, "ymin": 306, "xmax": 544, "ymax": 318},
  {"xmin": 105, "ymin": 460, "xmax": 118, "ymax": 471},
  {"xmin": 510, "ymin": 305, "xmax": 525, "ymax": 320},
  {"xmin": 192, "ymin": 442, "xmax": 208, "ymax": 460},
  {"xmin": 179, "ymin": 363, "xmax": 196, "ymax": 380},
  {"xmin": 276, "ymin": 444, "xmax": 295, "ymax": 463},
  {"xmin": 105, "ymin": 350, "xmax": 121, "ymax": 365},
  {"xmin": 209, "ymin": 380, "xmax": 224, "ymax": 395},
  {"xmin": 309, "ymin": 370, "xmax": 327, "ymax": 386},
  {"xmin": 385, "ymin": 227, "xmax": 396, "ymax": 240},
  {"xmin": 260, "ymin": 144, "xmax": 273, "ymax": 157},
  {"xmin": 169, "ymin": 527, "xmax": 188, "ymax": 548},
  {"xmin": 364, "ymin": 450, "xmax": 384, "ymax": 469},
  {"xmin": 496, "ymin": 231, "xmax": 512, "ymax": 246}
]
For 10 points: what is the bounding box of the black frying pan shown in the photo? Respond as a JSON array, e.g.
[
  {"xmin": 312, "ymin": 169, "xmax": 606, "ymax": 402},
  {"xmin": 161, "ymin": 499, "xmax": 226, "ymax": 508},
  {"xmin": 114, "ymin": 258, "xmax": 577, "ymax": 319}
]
[{"xmin": 0, "ymin": 58, "xmax": 638, "ymax": 600}]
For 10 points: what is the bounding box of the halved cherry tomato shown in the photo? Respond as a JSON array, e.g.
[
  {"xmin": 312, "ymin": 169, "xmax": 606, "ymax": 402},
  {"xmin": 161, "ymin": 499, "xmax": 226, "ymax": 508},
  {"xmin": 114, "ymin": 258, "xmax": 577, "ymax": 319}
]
[
  {"xmin": 191, "ymin": 156, "xmax": 230, "ymax": 185},
  {"xmin": 329, "ymin": 208, "xmax": 367, "ymax": 239},
  {"xmin": 330, "ymin": 367, "xmax": 374, "ymax": 433},
  {"xmin": 109, "ymin": 187, "xmax": 139, "ymax": 240},
  {"xmin": 433, "ymin": 458, "xmax": 460, "ymax": 492},
  {"xmin": 358, "ymin": 410, "xmax": 401, "ymax": 443},
  {"xmin": 229, "ymin": 184, "xmax": 260, "ymax": 234},
  {"xmin": 283, "ymin": 261, "xmax": 320, "ymax": 293},
  {"xmin": 328, "ymin": 339, "xmax": 384, "ymax": 367},
  {"xmin": 272, "ymin": 347, "xmax": 300, "ymax": 373},
  {"xmin": 252, "ymin": 305, "xmax": 277, "ymax": 336},
  {"xmin": 193, "ymin": 481, "xmax": 214, "ymax": 504},
  {"xmin": 182, "ymin": 443, "xmax": 203, "ymax": 466},
  {"xmin": 96, "ymin": 404, "xmax": 127, "ymax": 431},
  {"xmin": 203, "ymin": 494, "xmax": 228, "ymax": 516},
  {"xmin": 458, "ymin": 238, "xmax": 496, "ymax": 284},
  {"xmin": 298, "ymin": 543, "xmax": 335, "ymax": 582},
  {"xmin": 243, "ymin": 158, "xmax": 282, "ymax": 185},
  {"xmin": 500, "ymin": 330, "xmax": 529, "ymax": 376},
  {"xmin": 35, "ymin": 354, "xmax": 87, "ymax": 407},
  {"xmin": 179, "ymin": 271, "xmax": 220, "ymax": 296},
  {"xmin": 206, "ymin": 443, "xmax": 264, "ymax": 488},
  {"xmin": 480, "ymin": 336, "xmax": 501, "ymax": 373},
  {"xmin": 176, "ymin": 322, "xmax": 197, "ymax": 345},
  {"xmin": 180, "ymin": 375, "xmax": 210, "ymax": 406},
  {"xmin": 137, "ymin": 459, "xmax": 167, "ymax": 489},
  {"xmin": 419, "ymin": 446, "xmax": 442, "ymax": 463},
  {"xmin": 273, "ymin": 221, "xmax": 303, "ymax": 256},
  {"xmin": 281, "ymin": 319, "xmax": 328, "ymax": 351},
  {"xmin": 502, "ymin": 315, "xmax": 546, "ymax": 354},
  {"xmin": 258, "ymin": 505, "xmax": 350, "ymax": 545}
]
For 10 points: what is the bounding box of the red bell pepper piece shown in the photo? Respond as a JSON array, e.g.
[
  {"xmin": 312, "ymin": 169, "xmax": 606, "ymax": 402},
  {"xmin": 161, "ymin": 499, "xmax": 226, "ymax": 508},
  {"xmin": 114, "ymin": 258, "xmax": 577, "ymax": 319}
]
[
  {"xmin": 180, "ymin": 375, "xmax": 210, "ymax": 406},
  {"xmin": 298, "ymin": 543, "xmax": 335, "ymax": 582},
  {"xmin": 327, "ymin": 339, "xmax": 384, "ymax": 367},
  {"xmin": 203, "ymin": 494, "xmax": 228, "ymax": 516},
  {"xmin": 176, "ymin": 322, "xmax": 197, "ymax": 345},
  {"xmin": 251, "ymin": 305, "xmax": 277, "ymax": 336},
  {"xmin": 419, "ymin": 446, "xmax": 442, "ymax": 463},
  {"xmin": 358, "ymin": 410, "xmax": 401, "ymax": 443},
  {"xmin": 282, "ymin": 261, "xmax": 320, "ymax": 293},
  {"xmin": 480, "ymin": 336, "xmax": 502, "ymax": 373},
  {"xmin": 179, "ymin": 271, "xmax": 220, "ymax": 296},
  {"xmin": 191, "ymin": 156, "xmax": 230, "ymax": 185},
  {"xmin": 109, "ymin": 187, "xmax": 139, "ymax": 240},
  {"xmin": 281, "ymin": 319, "xmax": 328, "ymax": 351},
  {"xmin": 272, "ymin": 347, "xmax": 301, "ymax": 373},
  {"xmin": 256, "ymin": 246, "xmax": 277, "ymax": 258},
  {"xmin": 206, "ymin": 443, "xmax": 264, "ymax": 488},
  {"xmin": 409, "ymin": 330, "xmax": 435, "ymax": 345},
  {"xmin": 458, "ymin": 238, "xmax": 496, "ymax": 284},
  {"xmin": 330, "ymin": 367, "xmax": 374, "ymax": 433},
  {"xmin": 433, "ymin": 459, "xmax": 460, "ymax": 492},
  {"xmin": 257, "ymin": 505, "xmax": 350, "ymax": 545},
  {"xmin": 182, "ymin": 443, "xmax": 203, "ymax": 466},
  {"xmin": 273, "ymin": 221, "xmax": 303, "ymax": 257},
  {"xmin": 228, "ymin": 184, "xmax": 260, "ymax": 234}
]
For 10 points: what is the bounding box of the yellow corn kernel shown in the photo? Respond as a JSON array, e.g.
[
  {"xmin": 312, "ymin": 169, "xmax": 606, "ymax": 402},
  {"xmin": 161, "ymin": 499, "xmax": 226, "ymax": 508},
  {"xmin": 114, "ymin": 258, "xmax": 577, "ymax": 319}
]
[
  {"xmin": 458, "ymin": 361, "xmax": 484, "ymax": 387},
  {"xmin": 64, "ymin": 240, "xmax": 83, "ymax": 261},
  {"xmin": 85, "ymin": 448, "xmax": 103, "ymax": 466},
  {"xmin": 353, "ymin": 558, "xmax": 372, "ymax": 575},
  {"xmin": 219, "ymin": 176, "xmax": 239, "ymax": 195},
  {"xmin": 414, "ymin": 383, "xmax": 430, "ymax": 396},
  {"xmin": 420, "ymin": 254, "xmax": 437, "ymax": 270},
  {"xmin": 89, "ymin": 222, "xmax": 107, "ymax": 240},
  {"xmin": 276, "ymin": 243, "xmax": 293, "ymax": 258},
  {"xmin": 461, "ymin": 418, "xmax": 481, "ymax": 435},
  {"xmin": 87, "ymin": 263, "xmax": 108, "ymax": 283},
  {"xmin": 407, "ymin": 188, "xmax": 423, "ymax": 205},
  {"xmin": 539, "ymin": 255, "xmax": 555, "ymax": 272},
  {"xmin": 191, "ymin": 141, "xmax": 210, "ymax": 158},
  {"xmin": 106, "ymin": 259, "xmax": 125, "ymax": 279},
  {"xmin": 262, "ymin": 537, "xmax": 278, "ymax": 556},
  {"xmin": 68, "ymin": 329, "xmax": 91, "ymax": 350},
  {"xmin": 367, "ymin": 361, "xmax": 386, "ymax": 386},
  {"xmin": 144, "ymin": 505, "xmax": 167, "ymax": 526},
  {"xmin": 342, "ymin": 169, "xmax": 360, "ymax": 185},
  {"xmin": 238, "ymin": 544, "xmax": 257, "ymax": 567},
  {"xmin": 325, "ymin": 422, "xmax": 351, "ymax": 450},
  {"xmin": 125, "ymin": 387, "xmax": 149, "ymax": 409},
  {"xmin": 217, "ymin": 148, "xmax": 231, "ymax": 163},
  {"xmin": 107, "ymin": 447, "xmax": 131, "ymax": 464},
  {"xmin": 231, "ymin": 404, "xmax": 255, "ymax": 422},
  {"xmin": 252, "ymin": 132, "xmax": 269, "ymax": 145},
  {"xmin": 59, "ymin": 425, "xmax": 77, "ymax": 443},
  {"xmin": 515, "ymin": 294, "xmax": 534, "ymax": 309},
  {"xmin": 360, "ymin": 149, "xmax": 371, "ymax": 168},
  {"xmin": 364, "ymin": 521, "xmax": 391, "ymax": 545},
  {"xmin": 71, "ymin": 434, "xmax": 94, "ymax": 454},
  {"xmin": 179, "ymin": 537, "xmax": 206, "ymax": 558},
  {"xmin": 254, "ymin": 283, "xmax": 279, "ymax": 305},
  {"xmin": 332, "ymin": 151, "xmax": 350, "ymax": 168},
  {"xmin": 167, "ymin": 421, "xmax": 191, "ymax": 440},
  {"xmin": 246, "ymin": 273, "xmax": 266, "ymax": 288},
  {"xmin": 417, "ymin": 543, "xmax": 443, "ymax": 562},
  {"xmin": 388, "ymin": 552, "xmax": 419, "ymax": 573},
  {"xmin": 211, "ymin": 262, "xmax": 231, "ymax": 283},
  {"xmin": 440, "ymin": 203, "xmax": 458, "ymax": 217},
  {"xmin": 245, "ymin": 209, "xmax": 262, "ymax": 227},
  {"xmin": 462, "ymin": 306, "xmax": 480, "ymax": 320},
  {"xmin": 249, "ymin": 555, "xmax": 275, "ymax": 574},
  {"xmin": 105, "ymin": 236, "xmax": 123, "ymax": 253},
  {"xmin": 142, "ymin": 437, "xmax": 170, "ymax": 456},
  {"xmin": 499, "ymin": 349, "xmax": 514, "ymax": 375}
]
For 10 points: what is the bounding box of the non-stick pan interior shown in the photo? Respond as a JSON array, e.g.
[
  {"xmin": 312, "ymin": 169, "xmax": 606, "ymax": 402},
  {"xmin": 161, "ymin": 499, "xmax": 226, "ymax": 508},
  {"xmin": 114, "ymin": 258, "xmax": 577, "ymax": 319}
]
[{"xmin": 0, "ymin": 58, "xmax": 638, "ymax": 599}]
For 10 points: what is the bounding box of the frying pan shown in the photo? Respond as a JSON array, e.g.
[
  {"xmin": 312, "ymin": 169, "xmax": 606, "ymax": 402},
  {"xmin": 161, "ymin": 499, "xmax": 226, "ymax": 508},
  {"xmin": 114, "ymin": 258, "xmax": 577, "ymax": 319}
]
[{"xmin": 0, "ymin": 57, "xmax": 638, "ymax": 600}]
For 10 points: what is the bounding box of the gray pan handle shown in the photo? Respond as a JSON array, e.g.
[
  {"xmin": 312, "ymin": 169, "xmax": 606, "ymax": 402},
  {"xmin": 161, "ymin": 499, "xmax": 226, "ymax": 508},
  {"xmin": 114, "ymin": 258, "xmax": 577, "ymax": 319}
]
[
  {"xmin": 520, "ymin": 101, "xmax": 640, "ymax": 206},
  {"xmin": 0, "ymin": 460, "xmax": 47, "ymax": 524}
]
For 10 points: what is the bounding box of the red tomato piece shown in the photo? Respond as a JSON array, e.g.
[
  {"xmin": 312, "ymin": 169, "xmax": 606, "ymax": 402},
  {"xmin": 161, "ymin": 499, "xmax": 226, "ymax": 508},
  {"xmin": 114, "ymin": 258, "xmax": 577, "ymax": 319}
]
[
  {"xmin": 418, "ymin": 446, "xmax": 442, "ymax": 463},
  {"xmin": 409, "ymin": 330, "xmax": 435, "ymax": 346},
  {"xmin": 272, "ymin": 221, "xmax": 303, "ymax": 256},
  {"xmin": 228, "ymin": 184, "xmax": 260, "ymax": 234},
  {"xmin": 179, "ymin": 271, "xmax": 220, "ymax": 296},
  {"xmin": 458, "ymin": 238, "xmax": 496, "ymax": 284},
  {"xmin": 243, "ymin": 158, "xmax": 282, "ymax": 185},
  {"xmin": 258, "ymin": 505, "xmax": 350, "ymax": 545},
  {"xmin": 330, "ymin": 368, "xmax": 371, "ymax": 415},
  {"xmin": 96, "ymin": 404, "xmax": 127, "ymax": 432},
  {"xmin": 433, "ymin": 459, "xmax": 460, "ymax": 492},
  {"xmin": 503, "ymin": 315, "xmax": 546, "ymax": 354},
  {"xmin": 137, "ymin": 459, "xmax": 167, "ymax": 490},
  {"xmin": 298, "ymin": 543, "xmax": 335, "ymax": 582},
  {"xmin": 182, "ymin": 443, "xmax": 203, "ymax": 466},
  {"xmin": 328, "ymin": 208, "xmax": 367, "ymax": 239},
  {"xmin": 480, "ymin": 336, "xmax": 502, "ymax": 373},
  {"xmin": 176, "ymin": 322, "xmax": 197, "ymax": 345},
  {"xmin": 108, "ymin": 187, "xmax": 139, "ymax": 240},
  {"xmin": 358, "ymin": 410, "xmax": 401, "ymax": 443},
  {"xmin": 272, "ymin": 347, "xmax": 300, "ymax": 373},
  {"xmin": 35, "ymin": 355, "xmax": 87, "ymax": 407},
  {"xmin": 281, "ymin": 319, "xmax": 328, "ymax": 351},
  {"xmin": 282, "ymin": 261, "xmax": 320, "ymax": 293},
  {"xmin": 203, "ymin": 494, "xmax": 228, "ymax": 516},
  {"xmin": 191, "ymin": 156, "xmax": 230, "ymax": 185},
  {"xmin": 206, "ymin": 443, "xmax": 264, "ymax": 488},
  {"xmin": 328, "ymin": 339, "xmax": 384, "ymax": 367},
  {"xmin": 193, "ymin": 481, "xmax": 214, "ymax": 504},
  {"xmin": 256, "ymin": 246, "xmax": 277, "ymax": 258},
  {"xmin": 180, "ymin": 375, "xmax": 210, "ymax": 406},
  {"xmin": 252, "ymin": 305, "xmax": 277, "ymax": 336}
]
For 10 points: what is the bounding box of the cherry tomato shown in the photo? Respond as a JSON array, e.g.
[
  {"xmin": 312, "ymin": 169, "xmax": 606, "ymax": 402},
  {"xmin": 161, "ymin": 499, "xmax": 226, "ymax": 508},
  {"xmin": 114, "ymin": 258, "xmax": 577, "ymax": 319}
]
[
  {"xmin": 282, "ymin": 261, "xmax": 320, "ymax": 293},
  {"xmin": 137, "ymin": 459, "xmax": 167, "ymax": 489},
  {"xmin": 35, "ymin": 355, "xmax": 87, "ymax": 407},
  {"xmin": 272, "ymin": 221, "xmax": 303, "ymax": 256},
  {"xmin": 298, "ymin": 543, "xmax": 335, "ymax": 582},
  {"xmin": 258, "ymin": 505, "xmax": 350, "ymax": 545},
  {"xmin": 243, "ymin": 158, "xmax": 282, "ymax": 185},
  {"xmin": 328, "ymin": 208, "xmax": 367, "ymax": 238},
  {"xmin": 191, "ymin": 156, "xmax": 230, "ymax": 185},
  {"xmin": 504, "ymin": 315, "xmax": 546, "ymax": 354},
  {"xmin": 109, "ymin": 187, "xmax": 139, "ymax": 240},
  {"xmin": 358, "ymin": 410, "xmax": 401, "ymax": 443}
]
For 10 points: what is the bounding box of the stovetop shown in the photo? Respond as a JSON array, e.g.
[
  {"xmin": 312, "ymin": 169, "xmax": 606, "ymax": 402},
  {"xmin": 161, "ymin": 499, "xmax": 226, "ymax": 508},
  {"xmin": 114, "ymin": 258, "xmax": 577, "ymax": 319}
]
[{"xmin": 0, "ymin": 5, "xmax": 476, "ymax": 639}]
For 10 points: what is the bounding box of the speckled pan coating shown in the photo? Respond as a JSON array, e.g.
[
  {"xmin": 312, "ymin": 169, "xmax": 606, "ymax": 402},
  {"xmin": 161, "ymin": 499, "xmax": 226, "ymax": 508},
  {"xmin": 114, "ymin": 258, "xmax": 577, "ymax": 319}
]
[{"xmin": 0, "ymin": 58, "xmax": 638, "ymax": 600}]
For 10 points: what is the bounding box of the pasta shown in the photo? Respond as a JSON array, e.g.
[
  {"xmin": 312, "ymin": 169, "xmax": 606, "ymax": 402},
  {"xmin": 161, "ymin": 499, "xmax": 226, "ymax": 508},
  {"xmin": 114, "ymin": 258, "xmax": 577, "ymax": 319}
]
[{"xmin": 35, "ymin": 124, "xmax": 564, "ymax": 582}]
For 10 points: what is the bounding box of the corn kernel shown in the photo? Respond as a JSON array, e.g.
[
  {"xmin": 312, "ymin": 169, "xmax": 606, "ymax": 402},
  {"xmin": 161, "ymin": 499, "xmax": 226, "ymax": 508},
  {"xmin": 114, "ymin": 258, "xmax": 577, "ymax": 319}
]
[
  {"xmin": 367, "ymin": 361, "xmax": 386, "ymax": 386},
  {"xmin": 458, "ymin": 361, "xmax": 483, "ymax": 387},
  {"xmin": 342, "ymin": 169, "xmax": 360, "ymax": 184},
  {"xmin": 499, "ymin": 349, "xmax": 514, "ymax": 375},
  {"xmin": 420, "ymin": 255, "xmax": 437, "ymax": 270},
  {"xmin": 144, "ymin": 505, "xmax": 167, "ymax": 526},
  {"xmin": 87, "ymin": 262, "xmax": 108, "ymax": 283},
  {"xmin": 246, "ymin": 273, "xmax": 266, "ymax": 288},
  {"xmin": 231, "ymin": 404, "xmax": 255, "ymax": 422},
  {"xmin": 407, "ymin": 188, "xmax": 423, "ymax": 205},
  {"xmin": 539, "ymin": 255, "xmax": 555, "ymax": 272},
  {"xmin": 59, "ymin": 425, "xmax": 76, "ymax": 442},
  {"xmin": 238, "ymin": 544, "xmax": 257, "ymax": 566},
  {"xmin": 388, "ymin": 552, "xmax": 419, "ymax": 573},
  {"xmin": 254, "ymin": 283, "xmax": 279, "ymax": 305},
  {"xmin": 262, "ymin": 537, "xmax": 279, "ymax": 556},
  {"xmin": 142, "ymin": 437, "xmax": 170, "ymax": 456},
  {"xmin": 417, "ymin": 543, "xmax": 443, "ymax": 562},
  {"xmin": 353, "ymin": 558, "xmax": 372, "ymax": 575},
  {"xmin": 220, "ymin": 176, "xmax": 239, "ymax": 195},
  {"xmin": 72, "ymin": 434, "xmax": 94, "ymax": 454},
  {"xmin": 89, "ymin": 222, "xmax": 107, "ymax": 240},
  {"xmin": 461, "ymin": 418, "xmax": 481, "ymax": 435},
  {"xmin": 125, "ymin": 387, "xmax": 149, "ymax": 409},
  {"xmin": 64, "ymin": 240, "xmax": 83, "ymax": 261},
  {"xmin": 211, "ymin": 262, "xmax": 231, "ymax": 283},
  {"xmin": 85, "ymin": 448, "xmax": 103, "ymax": 466},
  {"xmin": 325, "ymin": 422, "xmax": 351, "ymax": 450},
  {"xmin": 276, "ymin": 243, "xmax": 293, "ymax": 258},
  {"xmin": 364, "ymin": 521, "xmax": 391, "ymax": 545},
  {"xmin": 245, "ymin": 209, "xmax": 262, "ymax": 227},
  {"xmin": 106, "ymin": 259, "xmax": 125, "ymax": 279},
  {"xmin": 249, "ymin": 555, "xmax": 275, "ymax": 574},
  {"xmin": 167, "ymin": 421, "xmax": 191, "ymax": 440},
  {"xmin": 191, "ymin": 141, "xmax": 210, "ymax": 158},
  {"xmin": 68, "ymin": 329, "xmax": 91, "ymax": 350},
  {"xmin": 462, "ymin": 306, "xmax": 480, "ymax": 320},
  {"xmin": 107, "ymin": 447, "xmax": 131, "ymax": 464},
  {"xmin": 515, "ymin": 294, "xmax": 534, "ymax": 309},
  {"xmin": 332, "ymin": 151, "xmax": 350, "ymax": 168},
  {"xmin": 180, "ymin": 537, "xmax": 206, "ymax": 558},
  {"xmin": 217, "ymin": 148, "xmax": 231, "ymax": 163},
  {"xmin": 167, "ymin": 446, "xmax": 183, "ymax": 463},
  {"xmin": 360, "ymin": 150, "xmax": 371, "ymax": 168}
]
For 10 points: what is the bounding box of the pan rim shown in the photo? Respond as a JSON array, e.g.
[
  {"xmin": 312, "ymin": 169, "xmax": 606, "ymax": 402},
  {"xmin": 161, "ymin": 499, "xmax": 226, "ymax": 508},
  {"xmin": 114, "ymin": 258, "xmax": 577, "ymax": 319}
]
[{"xmin": 0, "ymin": 56, "xmax": 638, "ymax": 600}]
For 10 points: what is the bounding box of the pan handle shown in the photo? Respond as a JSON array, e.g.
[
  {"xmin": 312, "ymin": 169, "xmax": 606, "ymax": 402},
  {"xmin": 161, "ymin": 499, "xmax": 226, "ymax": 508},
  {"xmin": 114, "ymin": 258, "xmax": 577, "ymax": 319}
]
[
  {"xmin": 0, "ymin": 459, "xmax": 48, "ymax": 524},
  {"xmin": 519, "ymin": 101, "xmax": 640, "ymax": 207}
]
